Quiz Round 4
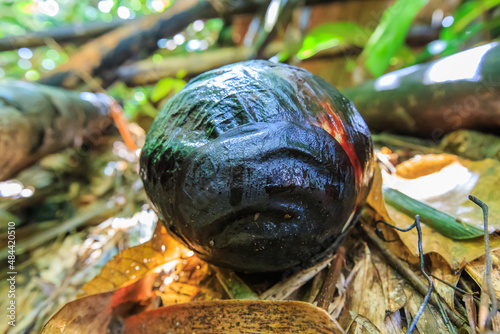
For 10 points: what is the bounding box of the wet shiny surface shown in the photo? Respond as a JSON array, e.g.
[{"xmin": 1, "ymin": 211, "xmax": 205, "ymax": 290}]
[{"xmin": 141, "ymin": 60, "xmax": 373, "ymax": 272}]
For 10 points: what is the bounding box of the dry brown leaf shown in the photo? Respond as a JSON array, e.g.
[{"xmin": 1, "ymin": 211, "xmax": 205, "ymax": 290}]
[
  {"xmin": 329, "ymin": 261, "xmax": 364, "ymax": 319},
  {"xmin": 493, "ymin": 312, "xmax": 500, "ymax": 332},
  {"xmin": 383, "ymin": 312, "xmax": 404, "ymax": 334},
  {"xmin": 157, "ymin": 281, "xmax": 223, "ymax": 306},
  {"xmin": 41, "ymin": 273, "xmax": 157, "ymax": 334},
  {"xmin": 42, "ymin": 243, "xmax": 219, "ymax": 334},
  {"xmin": 338, "ymin": 246, "xmax": 387, "ymax": 333},
  {"xmin": 428, "ymin": 253, "xmax": 460, "ymax": 309},
  {"xmin": 123, "ymin": 300, "xmax": 345, "ymax": 333},
  {"xmin": 371, "ymin": 250, "xmax": 407, "ymax": 312},
  {"xmin": 465, "ymin": 249, "xmax": 500, "ymax": 303},
  {"xmin": 349, "ymin": 312, "xmax": 382, "ymax": 334},
  {"xmin": 81, "ymin": 222, "xmax": 187, "ymax": 296},
  {"xmin": 157, "ymin": 282, "xmax": 199, "ymax": 306}
]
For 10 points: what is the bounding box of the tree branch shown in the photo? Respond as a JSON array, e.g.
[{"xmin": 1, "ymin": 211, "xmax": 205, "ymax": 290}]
[{"xmin": 117, "ymin": 42, "xmax": 284, "ymax": 86}]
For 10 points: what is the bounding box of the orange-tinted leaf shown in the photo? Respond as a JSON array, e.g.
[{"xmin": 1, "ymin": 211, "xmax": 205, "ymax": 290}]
[
  {"xmin": 395, "ymin": 154, "xmax": 458, "ymax": 179},
  {"xmin": 158, "ymin": 282, "xmax": 223, "ymax": 306},
  {"xmin": 81, "ymin": 222, "xmax": 187, "ymax": 296},
  {"xmin": 365, "ymin": 166, "xmax": 419, "ymax": 265},
  {"xmin": 41, "ymin": 273, "xmax": 157, "ymax": 334},
  {"xmin": 123, "ymin": 300, "xmax": 345, "ymax": 334},
  {"xmin": 366, "ymin": 164, "xmax": 392, "ymax": 224},
  {"xmin": 157, "ymin": 284, "xmax": 194, "ymax": 306}
]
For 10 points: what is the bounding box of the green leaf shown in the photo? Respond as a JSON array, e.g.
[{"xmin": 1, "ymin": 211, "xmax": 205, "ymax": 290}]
[
  {"xmin": 414, "ymin": 16, "xmax": 500, "ymax": 63},
  {"xmin": 213, "ymin": 267, "xmax": 260, "ymax": 300},
  {"xmin": 361, "ymin": 0, "xmax": 428, "ymax": 77},
  {"xmin": 440, "ymin": 0, "xmax": 500, "ymax": 41},
  {"xmin": 151, "ymin": 77, "xmax": 186, "ymax": 102},
  {"xmin": 297, "ymin": 22, "xmax": 372, "ymax": 60},
  {"xmin": 383, "ymin": 187, "xmax": 484, "ymax": 240}
]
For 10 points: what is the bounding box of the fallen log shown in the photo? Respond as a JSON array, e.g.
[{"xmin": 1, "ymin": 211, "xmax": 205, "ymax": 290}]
[
  {"xmin": 0, "ymin": 81, "xmax": 113, "ymax": 180},
  {"xmin": 342, "ymin": 42, "xmax": 500, "ymax": 138}
]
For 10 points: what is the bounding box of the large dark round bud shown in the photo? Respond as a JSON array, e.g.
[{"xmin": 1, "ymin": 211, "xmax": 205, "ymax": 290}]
[{"xmin": 140, "ymin": 60, "xmax": 373, "ymax": 272}]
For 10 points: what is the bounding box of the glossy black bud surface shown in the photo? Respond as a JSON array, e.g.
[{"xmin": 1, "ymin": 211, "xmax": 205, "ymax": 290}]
[{"xmin": 140, "ymin": 60, "xmax": 373, "ymax": 272}]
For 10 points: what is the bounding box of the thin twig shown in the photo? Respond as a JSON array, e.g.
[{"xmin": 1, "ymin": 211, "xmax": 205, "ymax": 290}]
[
  {"xmin": 375, "ymin": 220, "xmax": 399, "ymax": 242},
  {"xmin": 315, "ymin": 246, "xmax": 346, "ymax": 310},
  {"xmin": 468, "ymin": 195, "xmax": 497, "ymax": 331}
]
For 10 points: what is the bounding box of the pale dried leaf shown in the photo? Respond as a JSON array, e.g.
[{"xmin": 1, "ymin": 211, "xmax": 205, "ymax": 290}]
[
  {"xmin": 372, "ymin": 251, "xmax": 407, "ymax": 312},
  {"xmin": 260, "ymin": 255, "xmax": 332, "ymax": 300},
  {"xmin": 388, "ymin": 205, "xmax": 500, "ymax": 270},
  {"xmin": 338, "ymin": 247, "xmax": 387, "ymax": 333}
]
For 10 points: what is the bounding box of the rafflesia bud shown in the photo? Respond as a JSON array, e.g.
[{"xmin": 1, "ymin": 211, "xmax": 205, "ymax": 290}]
[{"xmin": 140, "ymin": 60, "xmax": 373, "ymax": 272}]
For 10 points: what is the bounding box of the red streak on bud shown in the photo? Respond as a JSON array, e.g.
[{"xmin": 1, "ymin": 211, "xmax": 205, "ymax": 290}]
[{"xmin": 318, "ymin": 101, "xmax": 362, "ymax": 188}]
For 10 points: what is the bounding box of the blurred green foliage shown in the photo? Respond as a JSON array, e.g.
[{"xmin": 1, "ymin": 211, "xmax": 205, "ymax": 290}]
[
  {"xmin": 0, "ymin": 0, "xmax": 174, "ymax": 82},
  {"xmin": 150, "ymin": 77, "xmax": 186, "ymax": 102},
  {"xmin": 297, "ymin": 22, "xmax": 372, "ymax": 59},
  {"xmin": 416, "ymin": 0, "xmax": 500, "ymax": 62},
  {"xmin": 0, "ymin": 0, "xmax": 224, "ymax": 121},
  {"xmin": 360, "ymin": 0, "xmax": 429, "ymax": 77},
  {"xmin": 297, "ymin": 0, "xmax": 500, "ymax": 78}
]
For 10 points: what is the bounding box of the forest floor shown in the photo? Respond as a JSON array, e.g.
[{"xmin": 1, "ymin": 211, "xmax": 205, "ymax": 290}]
[{"xmin": 1, "ymin": 126, "xmax": 499, "ymax": 333}]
